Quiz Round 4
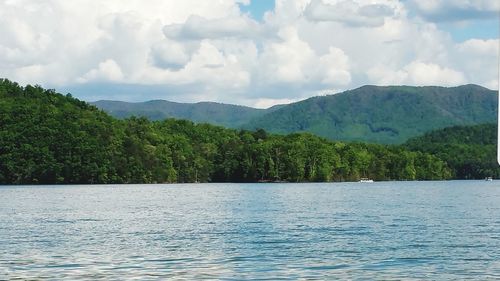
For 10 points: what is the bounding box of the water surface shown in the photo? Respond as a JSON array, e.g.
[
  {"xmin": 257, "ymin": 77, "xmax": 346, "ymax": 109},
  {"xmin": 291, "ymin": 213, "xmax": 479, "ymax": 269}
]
[{"xmin": 1, "ymin": 181, "xmax": 499, "ymax": 280}]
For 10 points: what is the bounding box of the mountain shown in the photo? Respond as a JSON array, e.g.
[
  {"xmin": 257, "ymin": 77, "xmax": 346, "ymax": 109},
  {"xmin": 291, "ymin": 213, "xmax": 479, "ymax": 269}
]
[
  {"xmin": 91, "ymin": 100, "xmax": 278, "ymax": 128},
  {"xmin": 93, "ymin": 84, "xmax": 497, "ymax": 144},
  {"xmin": 0, "ymin": 78, "xmax": 451, "ymax": 184},
  {"xmin": 245, "ymin": 85, "xmax": 497, "ymax": 144}
]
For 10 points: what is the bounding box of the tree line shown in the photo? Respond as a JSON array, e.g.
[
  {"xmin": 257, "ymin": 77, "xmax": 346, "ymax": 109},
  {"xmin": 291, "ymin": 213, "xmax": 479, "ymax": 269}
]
[
  {"xmin": 404, "ymin": 123, "xmax": 499, "ymax": 179},
  {"xmin": 2, "ymin": 79, "xmax": 492, "ymax": 184}
]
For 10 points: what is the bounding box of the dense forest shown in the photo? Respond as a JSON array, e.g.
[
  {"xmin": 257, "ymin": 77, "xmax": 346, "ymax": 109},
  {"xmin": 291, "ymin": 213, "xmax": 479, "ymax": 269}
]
[
  {"xmin": 0, "ymin": 79, "xmax": 459, "ymax": 184},
  {"xmin": 404, "ymin": 124, "xmax": 499, "ymax": 179}
]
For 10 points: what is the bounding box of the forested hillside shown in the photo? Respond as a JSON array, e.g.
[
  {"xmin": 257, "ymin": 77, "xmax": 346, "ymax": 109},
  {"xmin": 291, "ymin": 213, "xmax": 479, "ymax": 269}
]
[
  {"xmin": 404, "ymin": 123, "xmax": 499, "ymax": 179},
  {"xmin": 245, "ymin": 85, "xmax": 497, "ymax": 144},
  {"xmin": 95, "ymin": 85, "xmax": 497, "ymax": 145},
  {"xmin": 0, "ymin": 79, "xmax": 452, "ymax": 184}
]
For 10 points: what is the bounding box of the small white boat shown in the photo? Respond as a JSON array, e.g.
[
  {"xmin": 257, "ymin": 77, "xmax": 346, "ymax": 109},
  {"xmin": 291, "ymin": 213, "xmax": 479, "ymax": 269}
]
[
  {"xmin": 359, "ymin": 178, "xmax": 374, "ymax": 183},
  {"xmin": 485, "ymin": 177, "xmax": 493, "ymax": 181}
]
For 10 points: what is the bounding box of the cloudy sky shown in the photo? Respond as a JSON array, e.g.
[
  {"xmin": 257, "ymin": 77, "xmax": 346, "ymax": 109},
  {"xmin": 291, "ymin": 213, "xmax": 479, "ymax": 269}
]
[{"xmin": 1, "ymin": 0, "xmax": 498, "ymax": 108}]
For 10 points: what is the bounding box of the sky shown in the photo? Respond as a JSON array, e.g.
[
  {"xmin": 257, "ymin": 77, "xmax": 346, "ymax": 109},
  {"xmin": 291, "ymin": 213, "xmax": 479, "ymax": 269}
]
[{"xmin": 0, "ymin": 0, "xmax": 498, "ymax": 108}]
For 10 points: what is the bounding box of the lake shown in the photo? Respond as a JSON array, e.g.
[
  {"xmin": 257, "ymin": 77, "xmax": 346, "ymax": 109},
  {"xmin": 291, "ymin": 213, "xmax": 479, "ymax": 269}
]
[{"xmin": 1, "ymin": 181, "xmax": 499, "ymax": 280}]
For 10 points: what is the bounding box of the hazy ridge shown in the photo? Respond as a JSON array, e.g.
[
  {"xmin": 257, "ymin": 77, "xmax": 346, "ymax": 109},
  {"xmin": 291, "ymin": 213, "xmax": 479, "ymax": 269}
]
[{"xmin": 94, "ymin": 84, "xmax": 496, "ymax": 144}]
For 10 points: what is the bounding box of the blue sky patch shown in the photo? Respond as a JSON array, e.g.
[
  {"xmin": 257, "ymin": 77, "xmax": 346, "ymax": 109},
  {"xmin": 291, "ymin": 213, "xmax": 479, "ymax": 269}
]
[
  {"xmin": 439, "ymin": 19, "xmax": 500, "ymax": 42},
  {"xmin": 239, "ymin": 0, "xmax": 275, "ymax": 21}
]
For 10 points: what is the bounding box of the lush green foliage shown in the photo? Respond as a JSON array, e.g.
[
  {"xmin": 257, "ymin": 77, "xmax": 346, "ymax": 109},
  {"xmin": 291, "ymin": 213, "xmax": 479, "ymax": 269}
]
[
  {"xmin": 404, "ymin": 124, "xmax": 499, "ymax": 179},
  {"xmin": 95, "ymin": 85, "xmax": 496, "ymax": 145},
  {"xmin": 245, "ymin": 85, "xmax": 497, "ymax": 144},
  {"xmin": 0, "ymin": 80, "xmax": 122, "ymax": 184},
  {"xmin": 0, "ymin": 79, "xmax": 452, "ymax": 184}
]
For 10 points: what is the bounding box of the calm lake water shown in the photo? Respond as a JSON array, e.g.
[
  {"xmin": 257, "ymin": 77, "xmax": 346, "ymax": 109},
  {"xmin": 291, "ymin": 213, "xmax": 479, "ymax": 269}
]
[{"xmin": 1, "ymin": 181, "xmax": 499, "ymax": 280}]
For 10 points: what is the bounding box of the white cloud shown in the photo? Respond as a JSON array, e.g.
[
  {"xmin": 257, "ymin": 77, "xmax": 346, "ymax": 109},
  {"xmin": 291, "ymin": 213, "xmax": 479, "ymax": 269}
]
[
  {"xmin": 78, "ymin": 59, "xmax": 124, "ymax": 83},
  {"xmin": 318, "ymin": 47, "xmax": 351, "ymax": 86},
  {"xmin": 368, "ymin": 61, "xmax": 466, "ymax": 86},
  {"xmin": 457, "ymin": 38, "xmax": 499, "ymax": 54},
  {"xmin": 367, "ymin": 65, "xmax": 408, "ymax": 85},
  {"xmin": 258, "ymin": 27, "xmax": 316, "ymax": 84},
  {"xmin": 269, "ymin": 0, "xmax": 311, "ymax": 25},
  {"xmin": 404, "ymin": 61, "xmax": 466, "ymax": 86},
  {"xmin": 163, "ymin": 15, "xmax": 260, "ymax": 40},
  {"xmin": 13, "ymin": 64, "xmax": 45, "ymax": 85},
  {"xmin": 253, "ymin": 97, "xmax": 301, "ymax": 109},
  {"xmin": 149, "ymin": 39, "xmax": 191, "ymax": 70},
  {"xmin": 305, "ymin": 0, "xmax": 395, "ymax": 27},
  {"xmin": 137, "ymin": 40, "xmax": 254, "ymax": 99},
  {"xmin": 253, "ymin": 26, "xmax": 351, "ymax": 99},
  {"xmin": 455, "ymin": 39, "xmax": 499, "ymax": 89},
  {"xmin": 0, "ymin": 0, "xmax": 497, "ymax": 107}
]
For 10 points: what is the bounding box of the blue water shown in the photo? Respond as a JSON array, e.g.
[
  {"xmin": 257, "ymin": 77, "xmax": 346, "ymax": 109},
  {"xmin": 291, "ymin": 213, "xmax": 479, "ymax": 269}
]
[{"xmin": 1, "ymin": 181, "xmax": 499, "ymax": 280}]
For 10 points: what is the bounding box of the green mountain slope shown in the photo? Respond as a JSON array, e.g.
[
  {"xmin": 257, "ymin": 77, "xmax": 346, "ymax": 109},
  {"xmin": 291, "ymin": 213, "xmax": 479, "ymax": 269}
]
[
  {"xmin": 0, "ymin": 78, "xmax": 453, "ymax": 184},
  {"xmin": 404, "ymin": 123, "xmax": 499, "ymax": 179},
  {"xmin": 245, "ymin": 85, "xmax": 497, "ymax": 144},
  {"xmin": 94, "ymin": 85, "xmax": 497, "ymax": 144},
  {"xmin": 92, "ymin": 100, "xmax": 273, "ymax": 128},
  {"xmin": 0, "ymin": 79, "xmax": 120, "ymax": 184}
]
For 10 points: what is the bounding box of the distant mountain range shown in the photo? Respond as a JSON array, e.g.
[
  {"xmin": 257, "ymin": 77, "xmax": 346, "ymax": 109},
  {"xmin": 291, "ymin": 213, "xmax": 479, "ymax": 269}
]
[
  {"xmin": 91, "ymin": 100, "xmax": 283, "ymax": 128},
  {"xmin": 93, "ymin": 84, "xmax": 497, "ymax": 144}
]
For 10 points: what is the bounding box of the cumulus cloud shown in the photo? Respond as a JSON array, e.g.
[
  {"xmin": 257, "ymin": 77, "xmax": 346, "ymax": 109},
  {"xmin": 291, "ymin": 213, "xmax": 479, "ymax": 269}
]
[
  {"xmin": 163, "ymin": 15, "xmax": 260, "ymax": 40},
  {"xmin": 78, "ymin": 59, "xmax": 124, "ymax": 83},
  {"xmin": 457, "ymin": 38, "xmax": 499, "ymax": 54},
  {"xmin": 149, "ymin": 39, "xmax": 191, "ymax": 70},
  {"xmin": 0, "ymin": 0, "xmax": 497, "ymax": 107},
  {"xmin": 455, "ymin": 39, "xmax": 499, "ymax": 89},
  {"xmin": 367, "ymin": 61, "xmax": 466, "ymax": 86},
  {"xmin": 254, "ymin": 97, "xmax": 301, "ymax": 109},
  {"xmin": 258, "ymin": 27, "xmax": 316, "ymax": 84},
  {"xmin": 404, "ymin": 61, "xmax": 466, "ymax": 86},
  {"xmin": 138, "ymin": 40, "xmax": 253, "ymax": 99},
  {"xmin": 305, "ymin": 0, "xmax": 395, "ymax": 27},
  {"xmin": 254, "ymin": 27, "xmax": 351, "ymax": 99},
  {"xmin": 318, "ymin": 47, "xmax": 351, "ymax": 85}
]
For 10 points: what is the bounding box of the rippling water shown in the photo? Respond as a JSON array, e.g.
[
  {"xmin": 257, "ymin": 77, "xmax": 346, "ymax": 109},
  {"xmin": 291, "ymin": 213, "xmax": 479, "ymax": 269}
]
[{"xmin": 1, "ymin": 181, "xmax": 499, "ymax": 280}]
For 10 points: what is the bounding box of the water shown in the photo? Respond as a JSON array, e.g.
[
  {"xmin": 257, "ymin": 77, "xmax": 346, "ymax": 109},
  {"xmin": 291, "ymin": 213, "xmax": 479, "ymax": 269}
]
[{"xmin": 1, "ymin": 181, "xmax": 499, "ymax": 280}]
